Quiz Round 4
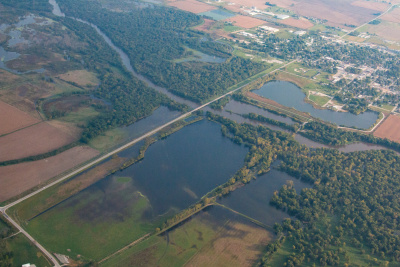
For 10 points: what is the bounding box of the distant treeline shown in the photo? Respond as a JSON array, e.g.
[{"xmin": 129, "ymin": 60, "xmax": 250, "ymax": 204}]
[
  {"xmin": 58, "ymin": 0, "xmax": 266, "ymax": 103},
  {"xmin": 300, "ymin": 121, "xmax": 400, "ymax": 152}
]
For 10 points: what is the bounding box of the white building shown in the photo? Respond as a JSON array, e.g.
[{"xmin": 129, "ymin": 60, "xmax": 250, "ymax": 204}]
[
  {"xmin": 276, "ymin": 14, "xmax": 290, "ymax": 20},
  {"xmin": 259, "ymin": 26, "xmax": 280, "ymax": 33}
]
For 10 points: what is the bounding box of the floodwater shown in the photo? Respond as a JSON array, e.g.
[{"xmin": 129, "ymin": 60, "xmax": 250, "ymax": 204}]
[
  {"xmin": 48, "ymin": 120, "xmax": 248, "ymax": 222},
  {"xmin": 217, "ymin": 161, "xmax": 310, "ymax": 226},
  {"xmin": 253, "ymin": 81, "xmax": 379, "ymax": 129},
  {"xmin": 116, "ymin": 120, "xmax": 248, "ymax": 217}
]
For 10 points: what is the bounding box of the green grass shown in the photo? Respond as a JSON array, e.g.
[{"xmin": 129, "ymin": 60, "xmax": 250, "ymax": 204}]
[
  {"xmin": 6, "ymin": 234, "xmax": 52, "ymax": 267},
  {"xmin": 116, "ymin": 176, "xmax": 132, "ymax": 183},
  {"xmin": 275, "ymin": 30, "xmax": 293, "ymax": 39},
  {"xmin": 102, "ymin": 205, "xmax": 274, "ymax": 267},
  {"xmin": 223, "ymin": 25, "xmax": 242, "ymax": 32},
  {"xmin": 309, "ymin": 94, "xmax": 330, "ymax": 106},
  {"xmin": 101, "ymin": 211, "xmax": 219, "ymax": 266},
  {"xmin": 0, "ymin": 216, "xmax": 11, "ymax": 236},
  {"xmin": 25, "ymin": 184, "xmax": 156, "ymax": 261},
  {"xmin": 59, "ymin": 106, "xmax": 100, "ymax": 125},
  {"xmin": 89, "ymin": 127, "xmax": 127, "ymax": 152},
  {"xmin": 379, "ymin": 104, "xmax": 394, "ymax": 111}
]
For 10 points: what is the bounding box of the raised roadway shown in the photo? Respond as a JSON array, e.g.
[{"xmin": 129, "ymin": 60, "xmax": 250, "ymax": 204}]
[{"xmin": 0, "ymin": 59, "xmax": 296, "ymax": 266}]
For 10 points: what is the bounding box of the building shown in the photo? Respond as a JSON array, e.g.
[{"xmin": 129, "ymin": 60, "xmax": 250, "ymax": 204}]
[
  {"xmin": 259, "ymin": 26, "xmax": 280, "ymax": 33},
  {"xmin": 276, "ymin": 14, "xmax": 290, "ymax": 20},
  {"xmin": 294, "ymin": 30, "xmax": 306, "ymax": 36}
]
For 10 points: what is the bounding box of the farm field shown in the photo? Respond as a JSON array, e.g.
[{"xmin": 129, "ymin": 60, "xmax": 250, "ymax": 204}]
[
  {"xmin": 0, "ymin": 146, "xmax": 99, "ymax": 203},
  {"xmin": 0, "ymin": 100, "xmax": 40, "ymax": 135},
  {"xmin": 373, "ymin": 114, "xmax": 400, "ymax": 143},
  {"xmin": 268, "ymin": 0, "xmax": 385, "ymax": 28},
  {"xmin": 381, "ymin": 7, "xmax": 400, "ymax": 24},
  {"xmin": 195, "ymin": 18, "xmax": 214, "ymax": 32},
  {"xmin": 0, "ymin": 122, "xmax": 76, "ymax": 162},
  {"xmin": 224, "ymin": 15, "xmax": 266, "ymax": 29},
  {"xmin": 168, "ymin": 0, "xmax": 217, "ymax": 14},
  {"xmin": 351, "ymin": 0, "xmax": 390, "ymax": 12},
  {"xmin": 359, "ymin": 21, "xmax": 400, "ymax": 42},
  {"xmin": 198, "ymin": 9, "xmax": 235, "ymax": 21},
  {"xmin": 24, "ymin": 177, "xmax": 156, "ymax": 261},
  {"xmin": 280, "ymin": 17, "xmax": 314, "ymax": 29},
  {"xmin": 101, "ymin": 206, "xmax": 273, "ymax": 267},
  {"xmin": 225, "ymin": 0, "xmax": 274, "ymax": 10}
]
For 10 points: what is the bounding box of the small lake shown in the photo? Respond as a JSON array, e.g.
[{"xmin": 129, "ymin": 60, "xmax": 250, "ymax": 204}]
[
  {"xmin": 218, "ymin": 162, "xmax": 310, "ymax": 226},
  {"xmin": 253, "ymin": 81, "xmax": 379, "ymax": 129},
  {"xmin": 50, "ymin": 120, "xmax": 248, "ymax": 223}
]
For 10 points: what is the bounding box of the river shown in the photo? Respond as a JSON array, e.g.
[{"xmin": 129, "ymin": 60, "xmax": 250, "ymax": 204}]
[{"xmin": 48, "ymin": 0, "xmax": 390, "ymax": 155}]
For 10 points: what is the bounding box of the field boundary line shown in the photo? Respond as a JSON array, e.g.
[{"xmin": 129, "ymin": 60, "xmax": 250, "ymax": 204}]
[{"xmin": 98, "ymin": 233, "xmax": 151, "ymax": 264}]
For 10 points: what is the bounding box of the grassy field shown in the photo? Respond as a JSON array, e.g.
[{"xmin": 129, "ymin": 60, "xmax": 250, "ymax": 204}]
[
  {"xmin": 223, "ymin": 25, "xmax": 242, "ymax": 32},
  {"xmin": 6, "ymin": 234, "xmax": 52, "ymax": 266},
  {"xmin": 25, "ymin": 179, "xmax": 157, "ymax": 261},
  {"xmin": 284, "ymin": 62, "xmax": 332, "ymax": 84},
  {"xmin": 101, "ymin": 206, "xmax": 273, "ymax": 266},
  {"xmin": 276, "ymin": 71, "xmax": 336, "ymax": 96},
  {"xmin": 59, "ymin": 106, "xmax": 100, "ymax": 126},
  {"xmin": 378, "ymin": 103, "xmax": 395, "ymax": 111},
  {"xmin": 89, "ymin": 127, "xmax": 128, "ymax": 152},
  {"xmin": 309, "ymin": 94, "xmax": 331, "ymax": 106}
]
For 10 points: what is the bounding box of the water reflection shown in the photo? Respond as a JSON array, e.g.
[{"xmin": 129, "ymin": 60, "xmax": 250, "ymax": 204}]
[{"xmin": 253, "ymin": 81, "xmax": 379, "ymax": 129}]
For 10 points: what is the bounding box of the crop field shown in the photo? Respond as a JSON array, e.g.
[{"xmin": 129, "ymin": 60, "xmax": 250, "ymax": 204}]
[
  {"xmin": 381, "ymin": 7, "xmax": 400, "ymax": 24},
  {"xmin": 57, "ymin": 70, "xmax": 99, "ymax": 88},
  {"xmin": 224, "ymin": 15, "xmax": 266, "ymax": 29},
  {"xmin": 6, "ymin": 234, "xmax": 51, "ymax": 266},
  {"xmin": 195, "ymin": 18, "xmax": 215, "ymax": 32},
  {"xmin": 168, "ymin": 0, "xmax": 217, "ymax": 14},
  {"xmin": 24, "ymin": 177, "xmax": 156, "ymax": 261},
  {"xmin": 101, "ymin": 206, "xmax": 272, "ymax": 267},
  {"xmin": 0, "ymin": 73, "xmax": 84, "ymax": 119},
  {"xmin": 0, "ymin": 100, "xmax": 40, "ymax": 135},
  {"xmin": 280, "ymin": 17, "xmax": 314, "ymax": 29},
  {"xmin": 360, "ymin": 21, "xmax": 400, "ymax": 42},
  {"xmin": 267, "ymin": 0, "xmax": 385, "ymax": 28},
  {"xmin": 0, "ymin": 146, "xmax": 99, "ymax": 203},
  {"xmin": 374, "ymin": 114, "xmax": 400, "ymax": 143},
  {"xmin": 351, "ymin": 0, "xmax": 390, "ymax": 12},
  {"xmin": 226, "ymin": 0, "xmax": 276, "ymax": 10},
  {"xmin": 198, "ymin": 9, "xmax": 235, "ymax": 21},
  {"xmin": 0, "ymin": 122, "xmax": 76, "ymax": 162}
]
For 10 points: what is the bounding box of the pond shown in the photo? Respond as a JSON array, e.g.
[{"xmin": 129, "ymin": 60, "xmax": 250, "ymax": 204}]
[
  {"xmin": 40, "ymin": 119, "xmax": 248, "ymax": 223},
  {"xmin": 253, "ymin": 81, "xmax": 379, "ymax": 129}
]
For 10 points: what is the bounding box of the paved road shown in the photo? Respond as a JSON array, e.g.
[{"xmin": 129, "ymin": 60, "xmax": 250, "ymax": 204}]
[
  {"xmin": 340, "ymin": 4, "xmax": 398, "ymax": 39},
  {"xmin": 0, "ymin": 59, "xmax": 295, "ymax": 266}
]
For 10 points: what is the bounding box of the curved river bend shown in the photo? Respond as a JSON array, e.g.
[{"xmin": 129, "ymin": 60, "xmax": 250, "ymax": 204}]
[{"xmin": 48, "ymin": 0, "xmax": 392, "ymax": 155}]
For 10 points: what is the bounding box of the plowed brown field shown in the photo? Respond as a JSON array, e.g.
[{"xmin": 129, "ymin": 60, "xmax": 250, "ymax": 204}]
[
  {"xmin": 374, "ymin": 115, "xmax": 400, "ymax": 143},
  {"xmin": 0, "ymin": 146, "xmax": 99, "ymax": 202},
  {"xmin": 280, "ymin": 17, "xmax": 314, "ymax": 29},
  {"xmin": 0, "ymin": 122, "xmax": 76, "ymax": 162},
  {"xmin": 224, "ymin": 15, "xmax": 266, "ymax": 28},
  {"xmin": 381, "ymin": 8, "xmax": 400, "ymax": 24},
  {"xmin": 0, "ymin": 100, "xmax": 40, "ymax": 135},
  {"xmin": 168, "ymin": 0, "xmax": 217, "ymax": 14}
]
